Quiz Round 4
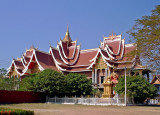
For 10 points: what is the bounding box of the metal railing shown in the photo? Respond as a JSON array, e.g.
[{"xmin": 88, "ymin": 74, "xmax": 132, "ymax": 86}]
[
  {"xmin": 47, "ymin": 96, "xmax": 126, "ymax": 106},
  {"xmin": 47, "ymin": 97, "xmax": 159, "ymax": 106},
  {"xmin": 147, "ymin": 99, "xmax": 159, "ymax": 104}
]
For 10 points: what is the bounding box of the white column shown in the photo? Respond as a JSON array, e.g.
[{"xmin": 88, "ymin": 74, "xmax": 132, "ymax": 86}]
[
  {"xmin": 95, "ymin": 69, "xmax": 97, "ymax": 84},
  {"xmin": 92, "ymin": 70, "xmax": 94, "ymax": 84},
  {"xmin": 108, "ymin": 67, "xmax": 110, "ymax": 77},
  {"xmin": 105, "ymin": 68, "xmax": 108, "ymax": 78},
  {"xmin": 125, "ymin": 67, "xmax": 127, "ymax": 106}
]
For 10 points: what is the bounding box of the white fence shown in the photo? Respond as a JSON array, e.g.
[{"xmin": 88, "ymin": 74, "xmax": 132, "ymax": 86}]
[
  {"xmin": 47, "ymin": 97, "xmax": 159, "ymax": 106},
  {"xmin": 147, "ymin": 99, "xmax": 159, "ymax": 105},
  {"xmin": 47, "ymin": 97, "xmax": 126, "ymax": 106}
]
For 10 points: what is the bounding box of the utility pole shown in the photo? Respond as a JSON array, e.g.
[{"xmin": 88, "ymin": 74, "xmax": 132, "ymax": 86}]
[{"xmin": 125, "ymin": 67, "xmax": 127, "ymax": 106}]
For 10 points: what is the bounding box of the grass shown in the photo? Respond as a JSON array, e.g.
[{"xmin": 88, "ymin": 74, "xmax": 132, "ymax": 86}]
[
  {"xmin": 0, "ymin": 103, "xmax": 160, "ymax": 115},
  {"xmin": 0, "ymin": 103, "xmax": 160, "ymax": 109}
]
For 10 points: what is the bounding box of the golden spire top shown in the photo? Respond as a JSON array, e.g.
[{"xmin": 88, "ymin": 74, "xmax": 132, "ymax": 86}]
[
  {"xmin": 66, "ymin": 24, "xmax": 69, "ymax": 35},
  {"xmin": 63, "ymin": 25, "xmax": 72, "ymax": 43},
  {"xmin": 109, "ymin": 32, "xmax": 116, "ymax": 40}
]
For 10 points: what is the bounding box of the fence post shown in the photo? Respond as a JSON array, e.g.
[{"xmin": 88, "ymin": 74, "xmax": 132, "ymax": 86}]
[
  {"xmin": 55, "ymin": 96, "xmax": 56, "ymax": 104},
  {"xmin": 46, "ymin": 96, "xmax": 48, "ymax": 103},
  {"xmin": 64, "ymin": 95, "xmax": 66, "ymax": 103},
  {"xmin": 117, "ymin": 97, "xmax": 119, "ymax": 104},
  {"xmin": 75, "ymin": 95, "xmax": 76, "ymax": 104}
]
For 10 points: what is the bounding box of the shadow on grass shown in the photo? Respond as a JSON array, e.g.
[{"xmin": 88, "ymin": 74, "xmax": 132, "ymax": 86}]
[{"xmin": 140, "ymin": 104, "xmax": 160, "ymax": 107}]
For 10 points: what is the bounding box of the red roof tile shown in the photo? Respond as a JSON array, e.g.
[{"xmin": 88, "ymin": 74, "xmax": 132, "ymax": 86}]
[
  {"xmin": 34, "ymin": 50, "xmax": 59, "ymax": 71},
  {"xmin": 14, "ymin": 60, "xmax": 25, "ymax": 70}
]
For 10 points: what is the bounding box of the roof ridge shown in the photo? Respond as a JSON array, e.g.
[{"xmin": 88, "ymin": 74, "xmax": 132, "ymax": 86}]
[
  {"xmin": 35, "ymin": 49, "xmax": 51, "ymax": 55},
  {"xmin": 81, "ymin": 48, "xmax": 99, "ymax": 52}
]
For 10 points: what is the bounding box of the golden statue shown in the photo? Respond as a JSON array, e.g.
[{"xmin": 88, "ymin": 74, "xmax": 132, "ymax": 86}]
[{"xmin": 102, "ymin": 75, "xmax": 114, "ymax": 98}]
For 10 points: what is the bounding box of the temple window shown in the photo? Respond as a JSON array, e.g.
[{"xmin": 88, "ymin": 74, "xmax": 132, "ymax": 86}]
[{"xmin": 101, "ymin": 76, "xmax": 105, "ymax": 84}]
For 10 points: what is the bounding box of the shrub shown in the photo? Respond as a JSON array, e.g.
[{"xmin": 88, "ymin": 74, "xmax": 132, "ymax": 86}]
[{"xmin": 0, "ymin": 108, "xmax": 34, "ymax": 115}]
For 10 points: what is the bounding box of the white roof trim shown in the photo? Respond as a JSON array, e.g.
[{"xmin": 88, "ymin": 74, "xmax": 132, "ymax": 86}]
[
  {"xmin": 68, "ymin": 41, "xmax": 77, "ymax": 59},
  {"xmin": 22, "ymin": 55, "xmax": 28, "ymax": 64},
  {"xmin": 33, "ymin": 50, "xmax": 45, "ymax": 71},
  {"xmin": 57, "ymin": 44, "xmax": 69, "ymax": 64},
  {"xmin": 63, "ymin": 69, "xmax": 92, "ymax": 72},
  {"xmin": 60, "ymin": 40, "xmax": 68, "ymax": 59},
  {"xmin": 69, "ymin": 64, "xmax": 90, "ymax": 67},
  {"xmin": 60, "ymin": 40, "xmax": 77, "ymax": 59},
  {"xmin": 67, "ymin": 45, "xmax": 80, "ymax": 66},
  {"xmin": 105, "ymin": 37, "xmax": 122, "ymax": 55},
  {"xmin": 49, "ymin": 47, "xmax": 66, "ymax": 71},
  {"xmin": 49, "ymin": 47, "xmax": 61, "ymax": 65},
  {"xmin": 99, "ymin": 49, "xmax": 112, "ymax": 60},
  {"xmin": 20, "ymin": 49, "xmax": 44, "ymax": 76},
  {"xmin": 115, "ymin": 39, "xmax": 125, "ymax": 60},
  {"xmin": 21, "ymin": 51, "xmax": 35, "ymax": 76},
  {"xmin": 87, "ymin": 49, "xmax": 113, "ymax": 69},
  {"xmin": 6, "ymin": 60, "xmax": 14, "ymax": 75},
  {"xmin": 89, "ymin": 48, "xmax": 100, "ymax": 62},
  {"xmin": 57, "ymin": 44, "xmax": 81, "ymax": 66},
  {"xmin": 104, "ymin": 46, "xmax": 115, "ymax": 59},
  {"xmin": 21, "ymin": 58, "xmax": 27, "ymax": 67},
  {"xmin": 13, "ymin": 61, "xmax": 22, "ymax": 75},
  {"xmin": 125, "ymin": 43, "xmax": 135, "ymax": 47},
  {"xmin": 89, "ymin": 48, "xmax": 111, "ymax": 62},
  {"xmin": 81, "ymin": 48, "xmax": 99, "ymax": 52}
]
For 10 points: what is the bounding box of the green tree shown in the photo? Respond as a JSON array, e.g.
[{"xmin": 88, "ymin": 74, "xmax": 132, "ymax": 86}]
[
  {"xmin": 65, "ymin": 73, "xmax": 92, "ymax": 97},
  {"xmin": 19, "ymin": 73, "xmax": 38, "ymax": 91},
  {"xmin": 128, "ymin": 5, "xmax": 160, "ymax": 71},
  {"xmin": 0, "ymin": 68, "xmax": 7, "ymax": 77},
  {"xmin": 0, "ymin": 77, "xmax": 19, "ymax": 90},
  {"xmin": 20, "ymin": 69, "xmax": 67, "ymax": 97},
  {"xmin": 114, "ymin": 76, "xmax": 157, "ymax": 103},
  {"xmin": 19, "ymin": 69, "xmax": 93, "ymax": 97},
  {"xmin": 36, "ymin": 69, "xmax": 67, "ymax": 97}
]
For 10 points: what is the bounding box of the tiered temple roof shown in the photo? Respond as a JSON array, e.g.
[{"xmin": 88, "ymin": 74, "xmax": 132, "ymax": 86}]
[{"xmin": 7, "ymin": 27, "xmax": 145, "ymax": 77}]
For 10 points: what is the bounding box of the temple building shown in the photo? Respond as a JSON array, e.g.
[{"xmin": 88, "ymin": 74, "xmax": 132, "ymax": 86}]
[
  {"xmin": 6, "ymin": 26, "xmax": 150, "ymax": 89},
  {"xmin": 151, "ymin": 75, "xmax": 160, "ymax": 100}
]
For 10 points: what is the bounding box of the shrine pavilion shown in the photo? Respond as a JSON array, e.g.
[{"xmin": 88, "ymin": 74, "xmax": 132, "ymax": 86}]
[{"xmin": 6, "ymin": 26, "xmax": 150, "ymax": 89}]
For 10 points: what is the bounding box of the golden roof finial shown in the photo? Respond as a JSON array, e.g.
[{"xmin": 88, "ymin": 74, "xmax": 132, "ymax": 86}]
[
  {"xmin": 67, "ymin": 24, "xmax": 69, "ymax": 32},
  {"xmin": 66, "ymin": 24, "xmax": 69, "ymax": 36},
  {"xmin": 109, "ymin": 32, "xmax": 116, "ymax": 40},
  {"xmin": 63, "ymin": 25, "xmax": 72, "ymax": 43},
  {"xmin": 30, "ymin": 44, "xmax": 34, "ymax": 50}
]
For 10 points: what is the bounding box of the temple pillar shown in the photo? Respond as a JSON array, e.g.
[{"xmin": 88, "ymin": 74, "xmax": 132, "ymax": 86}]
[
  {"xmin": 95, "ymin": 69, "xmax": 97, "ymax": 84},
  {"xmin": 105, "ymin": 68, "xmax": 108, "ymax": 77},
  {"xmin": 108, "ymin": 67, "xmax": 111, "ymax": 76},
  {"xmin": 139, "ymin": 70, "xmax": 143, "ymax": 76},
  {"xmin": 92, "ymin": 70, "xmax": 94, "ymax": 84},
  {"xmin": 104, "ymin": 68, "xmax": 108, "ymax": 81}
]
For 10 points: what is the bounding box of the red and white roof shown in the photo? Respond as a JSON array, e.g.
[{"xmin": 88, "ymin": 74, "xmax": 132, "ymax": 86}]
[{"xmin": 7, "ymin": 29, "xmax": 142, "ymax": 77}]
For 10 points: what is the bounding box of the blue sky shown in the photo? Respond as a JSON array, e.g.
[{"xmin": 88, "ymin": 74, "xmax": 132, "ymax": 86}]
[{"xmin": 0, "ymin": 0, "xmax": 159, "ymax": 69}]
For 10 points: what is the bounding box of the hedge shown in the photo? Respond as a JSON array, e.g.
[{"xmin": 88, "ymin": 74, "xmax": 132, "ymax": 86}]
[{"xmin": 0, "ymin": 108, "xmax": 34, "ymax": 115}]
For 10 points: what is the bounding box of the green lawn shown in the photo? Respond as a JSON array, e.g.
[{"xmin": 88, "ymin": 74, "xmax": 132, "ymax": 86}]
[{"xmin": 0, "ymin": 103, "xmax": 160, "ymax": 115}]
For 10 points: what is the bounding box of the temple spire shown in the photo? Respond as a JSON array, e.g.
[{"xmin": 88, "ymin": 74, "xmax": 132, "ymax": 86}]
[
  {"xmin": 63, "ymin": 25, "xmax": 72, "ymax": 43},
  {"xmin": 66, "ymin": 24, "xmax": 69, "ymax": 35}
]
